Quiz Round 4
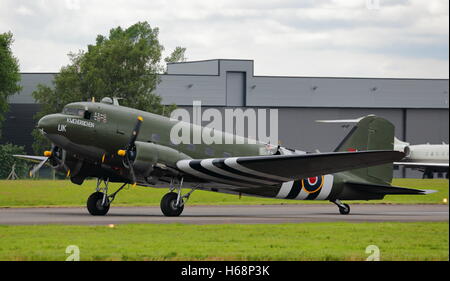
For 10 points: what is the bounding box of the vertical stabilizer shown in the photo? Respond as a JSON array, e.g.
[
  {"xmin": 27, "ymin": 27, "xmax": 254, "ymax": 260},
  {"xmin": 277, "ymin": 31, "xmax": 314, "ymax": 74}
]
[{"xmin": 334, "ymin": 115, "xmax": 395, "ymax": 184}]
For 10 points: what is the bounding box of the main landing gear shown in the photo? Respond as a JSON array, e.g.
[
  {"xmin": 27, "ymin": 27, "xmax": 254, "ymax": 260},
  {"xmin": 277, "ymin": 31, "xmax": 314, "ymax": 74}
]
[
  {"xmin": 87, "ymin": 178, "xmax": 127, "ymax": 216},
  {"xmin": 331, "ymin": 199, "xmax": 350, "ymax": 215},
  {"xmin": 160, "ymin": 177, "xmax": 197, "ymax": 217}
]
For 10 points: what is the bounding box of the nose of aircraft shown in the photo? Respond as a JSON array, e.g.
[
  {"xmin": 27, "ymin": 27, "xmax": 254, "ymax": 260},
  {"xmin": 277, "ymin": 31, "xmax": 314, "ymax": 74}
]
[{"xmin": 37, "ymin": 115, "xmax": 53, "ymax": 132}]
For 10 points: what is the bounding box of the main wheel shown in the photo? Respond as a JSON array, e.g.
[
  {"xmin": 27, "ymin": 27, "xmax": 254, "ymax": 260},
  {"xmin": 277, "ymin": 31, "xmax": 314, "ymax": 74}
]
[
  {"xmin": 339, "ymin": 203, "xmax": 350, "ymax": 215},
  {"xmin": 160, "ymin": 192, "xmax": 184, "ymax": 217},
  {"xmin": 87, "ymin": 192, "xmax": 110, "ymax": 216}
]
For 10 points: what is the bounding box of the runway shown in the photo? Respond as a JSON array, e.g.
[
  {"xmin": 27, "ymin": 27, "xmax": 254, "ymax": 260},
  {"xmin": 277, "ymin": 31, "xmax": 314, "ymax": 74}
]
[{"xmin": 0, "ymin": 204, "xmax": 447, "ymax": 225}]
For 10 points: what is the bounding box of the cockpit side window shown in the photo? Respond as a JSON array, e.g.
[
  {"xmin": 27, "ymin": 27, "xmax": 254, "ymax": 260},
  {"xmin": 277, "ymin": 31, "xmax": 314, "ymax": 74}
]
[
  {"xmin": 62, "ymin": 107, "xmax": 78, "ymax": 116},
  {"xmin": 62, "ymin": 107, "xmax": 92, "ymax": 120}
]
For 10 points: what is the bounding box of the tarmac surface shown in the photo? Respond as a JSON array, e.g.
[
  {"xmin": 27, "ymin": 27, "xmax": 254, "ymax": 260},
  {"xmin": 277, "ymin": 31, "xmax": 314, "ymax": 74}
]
[{"xmin": 0, "ymin": 204, "xmax": 448, "ymax": 225}]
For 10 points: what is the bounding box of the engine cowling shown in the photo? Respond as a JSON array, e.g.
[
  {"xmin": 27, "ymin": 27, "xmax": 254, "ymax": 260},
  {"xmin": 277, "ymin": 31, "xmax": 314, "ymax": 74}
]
[
  {"xmin": 132, "ymin": 141, "xmax": 189, "ymax": 176},
  {"xmin": 403, "ymin": 146, "xmax": 411, "ymax": 158}
]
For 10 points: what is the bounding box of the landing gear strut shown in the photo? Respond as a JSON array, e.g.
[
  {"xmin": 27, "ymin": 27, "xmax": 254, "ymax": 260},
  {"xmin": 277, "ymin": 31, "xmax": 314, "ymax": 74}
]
[
  {"xmin": 331, "ymin": 199, "xmax": 350, "ymax": 215},
  {"xmin": 87, "ymin": 178, "xmax": 127, "ymax": 216},
  {"xmin": 160, "ymin": 178, "xmax": 197, "ymax": 217}
]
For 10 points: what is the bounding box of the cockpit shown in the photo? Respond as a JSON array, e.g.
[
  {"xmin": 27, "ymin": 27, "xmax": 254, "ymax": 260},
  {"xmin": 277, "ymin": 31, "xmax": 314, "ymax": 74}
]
[{"xmin": 62, "ymin": 106, "xmax": 92, "ymax": 120}]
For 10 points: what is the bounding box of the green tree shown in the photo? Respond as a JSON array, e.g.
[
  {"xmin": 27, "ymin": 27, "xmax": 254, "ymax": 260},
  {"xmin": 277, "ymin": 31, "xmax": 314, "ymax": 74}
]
[
  {"xmin": 165, "ymin": 46, "xmax": 187, "ymax": 64},
  {"xmin": 32, "ymin": 21, "xmax": 182, "ymax": 154},
  {"xmin": 164, "ymin": 46, "xmax": 187, "ymax": 73},
  {"xmin": 0, "ymin": 143, "xmax": 29, "ymax": 179},
  {"xmin": 0, "ymin": 32, "xmax": 22, "ymax": 137}
]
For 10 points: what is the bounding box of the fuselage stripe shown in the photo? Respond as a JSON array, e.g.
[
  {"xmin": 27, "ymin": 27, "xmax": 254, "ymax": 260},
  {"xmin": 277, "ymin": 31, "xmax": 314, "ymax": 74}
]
[
  {"xmin": 285, "ymin": 180, "xmax": 302, "ymax": 199},
  {"xmin": 315, "ymin": 175, "xmax": 333, "ymax": 200},
  {"xmin": 276, "ymin": 181, "xmax": 294, "ymax": 198}
]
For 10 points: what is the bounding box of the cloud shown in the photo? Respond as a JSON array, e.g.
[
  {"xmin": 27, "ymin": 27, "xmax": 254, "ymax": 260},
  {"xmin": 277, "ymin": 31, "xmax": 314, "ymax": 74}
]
[{"xmin": 1, "ymin": 0, "xmax": 448, "ymax": 78}]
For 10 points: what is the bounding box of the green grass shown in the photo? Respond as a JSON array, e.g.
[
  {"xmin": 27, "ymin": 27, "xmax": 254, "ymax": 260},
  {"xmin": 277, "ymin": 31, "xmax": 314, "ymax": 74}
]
[
  {"xmin": 0, "ymin": 179, "xmax": 447, "ymax": 207},
  {"xmin": 0, "ymin": 222, "xmax": 447, "ymax": 261},
  {"xmin": 0, "ymin": 179, "xmax": 448, "ymax": 207}
]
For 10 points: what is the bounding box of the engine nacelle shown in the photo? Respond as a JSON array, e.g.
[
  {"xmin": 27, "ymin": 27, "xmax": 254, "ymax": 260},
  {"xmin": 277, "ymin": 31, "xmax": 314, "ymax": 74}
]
[
  {"xmin": 403, "ymin": 146, "xmax": 411, "ymax": 158},
  {"xmin": 132, "ymin": 141, "xmax": 189, "ymax": 176}
]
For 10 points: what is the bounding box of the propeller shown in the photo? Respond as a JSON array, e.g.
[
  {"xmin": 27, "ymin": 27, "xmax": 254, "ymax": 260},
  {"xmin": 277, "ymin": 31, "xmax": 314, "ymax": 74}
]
[
  {"xmin": 29, "ymin": 156, "xmax": 49, "ymax": 177},
  {"xmin": 117, "ymin": 116, "xmax": 144, "ymax": 187},
  {"xmin": 29, "ymin": 145, "xmax": 69, "ymax": 177}
]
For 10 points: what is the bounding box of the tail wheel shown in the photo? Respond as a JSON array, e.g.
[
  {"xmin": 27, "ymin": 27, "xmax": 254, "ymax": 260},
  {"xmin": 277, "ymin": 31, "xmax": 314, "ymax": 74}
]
[
  {"xmin": 87, "ymin": 192, "xmax": 110, "ymax": 216},
  {"xmin": 160, "ymin": 192, "xmax": 184, "ymax": 217},
  {"xmin": 339, "ymin": 203, "xmax": 350, "ymax": 215}
]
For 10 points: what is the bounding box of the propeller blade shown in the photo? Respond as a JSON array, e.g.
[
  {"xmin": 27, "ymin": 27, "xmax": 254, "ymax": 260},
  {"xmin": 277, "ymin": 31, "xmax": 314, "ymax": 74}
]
[
  {"xmin": 126, "ymin": 116, "xmax": 143, "ymax": 150},
  {"xmin": 125, "ymin": 156, "xmax": 137, "ymax": 186},
  {"xmin": 116, "ymin": 116, "xmax": 144, "ymax": 186},
  {"xmin": 29, "ymin": 157, "xmax": 49, "ymax": 177}
]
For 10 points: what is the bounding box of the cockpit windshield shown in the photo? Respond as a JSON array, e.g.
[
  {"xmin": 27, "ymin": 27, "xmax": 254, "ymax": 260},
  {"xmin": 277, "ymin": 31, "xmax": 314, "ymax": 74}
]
[{"xmin": 62, "ymin": 107, "xmax": 92, "ymax": 119}]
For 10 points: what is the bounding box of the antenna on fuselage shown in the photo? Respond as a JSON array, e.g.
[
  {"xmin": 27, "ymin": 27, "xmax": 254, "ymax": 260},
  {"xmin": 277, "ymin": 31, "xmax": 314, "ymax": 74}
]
[
  {"xmin": 91, "ymin": 97, "xmax": 96, "ymax": 103},
  {"xmin": 113, "ymin": 97, "xmax": 122, "ymax": 106}
]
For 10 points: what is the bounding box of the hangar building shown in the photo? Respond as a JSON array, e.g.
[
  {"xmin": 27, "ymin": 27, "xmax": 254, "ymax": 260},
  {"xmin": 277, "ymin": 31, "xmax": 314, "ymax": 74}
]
[{"xmin": 2, "ymin": 59, "xmax": 449, "ymax": 177}]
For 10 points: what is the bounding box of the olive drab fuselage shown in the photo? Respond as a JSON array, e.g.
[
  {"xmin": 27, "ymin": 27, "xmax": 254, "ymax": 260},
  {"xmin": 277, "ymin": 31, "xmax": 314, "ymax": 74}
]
[{"xmin": 36, "ymin": 101, "xmax": 394, "ymax": 201}]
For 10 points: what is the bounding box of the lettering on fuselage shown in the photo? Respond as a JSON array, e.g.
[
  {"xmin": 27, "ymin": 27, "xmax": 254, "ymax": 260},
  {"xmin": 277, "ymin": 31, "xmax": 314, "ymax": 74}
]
[
  {"xmin": 66, "ymin": 118, "xmax": 95, "ymax": 128},
  {"xmin": 58, "ymin": 124, "xmax": 66, "ymax": 132},
  {"xmin": 276, "ymin": 175, "xmax": 334, "ymax": 200}
]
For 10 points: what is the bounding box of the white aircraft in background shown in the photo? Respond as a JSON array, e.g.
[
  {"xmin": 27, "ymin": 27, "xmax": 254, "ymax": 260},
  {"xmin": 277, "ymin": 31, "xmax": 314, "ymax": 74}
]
[
  {"xmin": 316, "ymin": 116, "xmax": 449, "ymax": 179},
  {"xmin": 393, "ymin": 137, "xmax": 449, "ymax": 179}
]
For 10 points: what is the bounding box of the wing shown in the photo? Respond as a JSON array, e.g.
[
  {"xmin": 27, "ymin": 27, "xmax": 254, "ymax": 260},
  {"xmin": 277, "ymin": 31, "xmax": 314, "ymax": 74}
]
[{"xmin": 176, "ymin": 150, "xmax": 404, "ymax": 187}]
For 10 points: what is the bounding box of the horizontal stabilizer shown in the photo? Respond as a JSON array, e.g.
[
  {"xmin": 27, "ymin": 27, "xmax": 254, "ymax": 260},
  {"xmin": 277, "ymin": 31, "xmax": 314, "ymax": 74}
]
[{"xmin": 347, "ymin": 182, "xmax": 437, "ymax": 195}]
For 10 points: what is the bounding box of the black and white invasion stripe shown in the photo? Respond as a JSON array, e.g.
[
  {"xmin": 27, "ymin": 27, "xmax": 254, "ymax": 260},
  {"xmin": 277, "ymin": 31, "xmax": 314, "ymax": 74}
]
[
  {"xmin": 276, "ymin": 175, "xmax": 334, "ymax": 200},
  {"xmin": 176, "ymin": 157, "xmax": 288, "ymax": 187}
]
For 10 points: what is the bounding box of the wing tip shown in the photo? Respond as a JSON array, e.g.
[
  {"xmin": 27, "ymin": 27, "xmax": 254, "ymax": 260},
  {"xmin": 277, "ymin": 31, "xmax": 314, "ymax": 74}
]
[{"xmin": 419, "ymin": 189, "xmax": 438, "ymax": 195}]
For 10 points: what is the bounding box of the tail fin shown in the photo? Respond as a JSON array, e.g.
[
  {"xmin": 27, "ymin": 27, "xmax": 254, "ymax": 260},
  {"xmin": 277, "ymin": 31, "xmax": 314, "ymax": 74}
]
[{"xmin": 334, "ymin": 115, "xmax": 395, "ymax": 185}]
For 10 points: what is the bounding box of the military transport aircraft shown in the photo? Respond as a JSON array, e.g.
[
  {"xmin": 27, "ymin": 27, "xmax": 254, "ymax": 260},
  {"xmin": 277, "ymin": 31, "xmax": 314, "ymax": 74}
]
[{"xmin": 15, "ymin": 98, "xmax": 435, "ymax": 216}]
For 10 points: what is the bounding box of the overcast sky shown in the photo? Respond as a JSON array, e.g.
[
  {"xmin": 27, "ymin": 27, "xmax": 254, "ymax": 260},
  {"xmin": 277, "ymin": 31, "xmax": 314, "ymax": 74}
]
[{"xmin": 1, "ymin": 0, "xmax": 448, "ymax": 78}]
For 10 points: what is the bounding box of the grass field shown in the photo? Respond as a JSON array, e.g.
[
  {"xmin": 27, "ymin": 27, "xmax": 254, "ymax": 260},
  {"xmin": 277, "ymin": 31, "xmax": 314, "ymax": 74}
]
[
  {"xmin": 0, "ymin": 179, "xmax": 447, "ymax": 207},
  {"xmin": 0, "ymin": 222, "xmax": 447, "ymax": 261}
]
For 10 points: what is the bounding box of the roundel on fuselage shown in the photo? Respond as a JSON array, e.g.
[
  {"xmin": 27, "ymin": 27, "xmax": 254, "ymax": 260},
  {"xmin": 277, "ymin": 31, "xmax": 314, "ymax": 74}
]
[{"xmin": 302, "ymin": 176, "xmax": 324, "ymax": 194}]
